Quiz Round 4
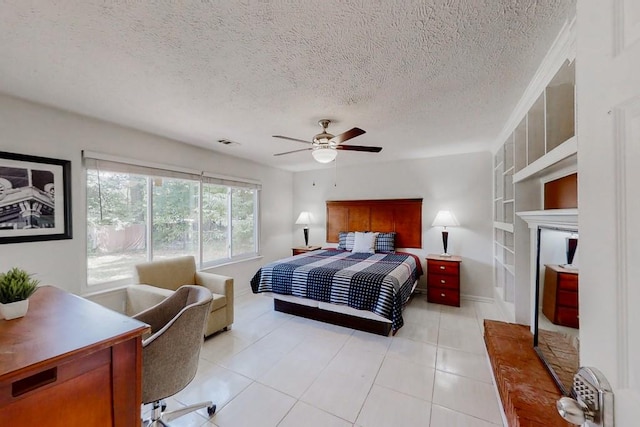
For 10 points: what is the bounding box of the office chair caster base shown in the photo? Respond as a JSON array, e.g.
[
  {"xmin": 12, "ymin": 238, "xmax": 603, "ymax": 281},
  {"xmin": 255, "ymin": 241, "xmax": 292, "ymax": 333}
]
[
  {"xmin": 142, "ymin": 400, "xmax": 216, "ymax": 426},
  {"xmin": 207, "ymin": 404, "xmax": 216, "ymax": 416}
]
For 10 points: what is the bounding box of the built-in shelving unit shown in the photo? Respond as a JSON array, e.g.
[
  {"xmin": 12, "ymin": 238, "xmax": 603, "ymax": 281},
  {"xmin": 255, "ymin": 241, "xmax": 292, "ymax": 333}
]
[{"xmin": 493, "ymin": 56, "xmax": 576, "ymax": 323}]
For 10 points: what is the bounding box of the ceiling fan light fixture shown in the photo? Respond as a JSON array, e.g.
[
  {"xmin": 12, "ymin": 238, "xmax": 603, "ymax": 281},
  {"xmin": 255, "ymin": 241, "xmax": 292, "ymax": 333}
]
[
  {"xmin": 312, "ymin": 146, "xmax": 337, "ymax": 163},
  {"xmin": 313, "ymin": 133, "xmax": 334, "ymax": 145},
  {"xmin": 273, "ymin": 118, "xmax": 380, "ymax": 160}
]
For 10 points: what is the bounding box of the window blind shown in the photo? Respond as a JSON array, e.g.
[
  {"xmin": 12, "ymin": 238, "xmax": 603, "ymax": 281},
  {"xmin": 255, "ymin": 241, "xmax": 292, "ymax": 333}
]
[{"xmin": 83, "ymin": 151, "xmax": 261, "ymax": 188}]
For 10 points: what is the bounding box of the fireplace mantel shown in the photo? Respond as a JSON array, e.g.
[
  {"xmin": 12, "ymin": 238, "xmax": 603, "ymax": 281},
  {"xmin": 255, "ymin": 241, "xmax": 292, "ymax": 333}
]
[
  {"xmin": 516, "ymin": 208, "xmax": 579, "ymax": 329},
  {"xmin": 516, "ymin": 209, "xmax": 578, "ymax": 229}
]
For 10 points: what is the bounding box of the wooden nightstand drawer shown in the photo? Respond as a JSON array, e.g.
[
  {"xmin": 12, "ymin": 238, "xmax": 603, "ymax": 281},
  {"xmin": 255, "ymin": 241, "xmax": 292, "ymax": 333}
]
[
  {"xmin": 556, "ymin": 307, "xmax": 579, "ymax": 328},
  {"xmin": 557, "ymin": 290, "xmax": 578, "ymax": 308},
  {"xmin": 427, "ymin": 287, "xmax": 460, "ymax": 306},
  {"xmin": 557, "ymin": 273, "xmax": 578, "ymax": 291},
  {"xmin": 427, "ymin": 260, "xmax": 459, "ymax": 276},
  {"xmin": 427, "ymin": 274, "xmax": 458, "ymax": 290}
]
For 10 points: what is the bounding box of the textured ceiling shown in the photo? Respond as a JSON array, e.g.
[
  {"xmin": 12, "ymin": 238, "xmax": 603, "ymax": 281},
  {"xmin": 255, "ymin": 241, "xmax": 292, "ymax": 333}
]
[{"xmin": 0, "ymin": 1, "xmax": 575, "ymax": 172}]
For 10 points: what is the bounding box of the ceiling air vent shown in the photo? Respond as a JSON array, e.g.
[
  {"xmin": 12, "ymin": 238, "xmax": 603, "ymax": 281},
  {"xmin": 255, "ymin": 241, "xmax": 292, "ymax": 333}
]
[{"xmin": 217, "ymin": 139, "xmax": 239, "ymax": 146}]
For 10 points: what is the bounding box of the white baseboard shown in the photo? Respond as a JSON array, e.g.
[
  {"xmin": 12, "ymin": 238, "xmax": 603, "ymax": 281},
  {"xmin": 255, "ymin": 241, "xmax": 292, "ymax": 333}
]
[
  {"xmin": 461, "ymin": 294, "xmax": 494, "ymax": 304},
  {"xmin": 414, "ymin": 291, "xmax": 496, "ymax": 304}
]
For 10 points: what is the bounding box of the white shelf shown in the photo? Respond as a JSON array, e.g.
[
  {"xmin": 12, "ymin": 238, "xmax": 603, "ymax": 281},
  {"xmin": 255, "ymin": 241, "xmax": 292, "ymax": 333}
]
[
  {"xmin": 495, "ymin": 241, "xmax": 515, "ymax": 254},
  {"xmin": 493, "ymin": 54, "xmax": 576, "ymax": 326},
  {"xmin": 504, "ymin": 264, "xmax": 515, "ymax": 276},
  {"xmin": 512, "ymin": 136, "xmax": 577, "ymax": 183},
  {"xmin": 494, "ymin": 222, "xmax": 514, "ymax": 233}
]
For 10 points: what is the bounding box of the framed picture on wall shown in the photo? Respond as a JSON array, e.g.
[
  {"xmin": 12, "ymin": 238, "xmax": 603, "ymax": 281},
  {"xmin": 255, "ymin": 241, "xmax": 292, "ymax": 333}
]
[{"xmin": 0, "ymin": 151, "xmax": 72, "ymax": 244}]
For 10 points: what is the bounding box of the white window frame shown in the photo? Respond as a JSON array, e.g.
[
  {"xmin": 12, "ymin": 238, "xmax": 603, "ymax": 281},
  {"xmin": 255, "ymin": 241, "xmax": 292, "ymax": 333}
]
[{"xmin": 83, "ymin": 151, "xmax": 261, "ymax": 285}]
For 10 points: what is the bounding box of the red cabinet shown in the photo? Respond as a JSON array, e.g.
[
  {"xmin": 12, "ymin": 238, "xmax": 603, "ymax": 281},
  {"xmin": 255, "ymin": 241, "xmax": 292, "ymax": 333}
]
[
  {"xmin": 426, "ymin": 254, "xmax": 462, "ymax": 307},
  {"xmin": 542, "ymin": 264, "xmax": 579, "ymax": 328}
]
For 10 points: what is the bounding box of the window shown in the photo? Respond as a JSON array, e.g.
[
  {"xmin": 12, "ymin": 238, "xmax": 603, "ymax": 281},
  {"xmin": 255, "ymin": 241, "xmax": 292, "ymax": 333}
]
[
  {"xmin": 86, "ymin": 170, "xmax": 148, "ymax": 285},
  {"xmin": 152, "ymin": 177, "xmax": 200, "ymax": 261},
  {"xmin": 231, "ymin": 187, "xmax": 256, "ymax": 256},
  {"xmin": 85, "ymin": 153, "xmax": 260, "ymax": 286}
]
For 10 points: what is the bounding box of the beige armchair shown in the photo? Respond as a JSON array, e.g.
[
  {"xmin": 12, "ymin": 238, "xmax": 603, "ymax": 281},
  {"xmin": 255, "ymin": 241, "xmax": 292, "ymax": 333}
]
[{"xmin": 134, "ymin": 256, "xmax": 234, "ymax": 337}]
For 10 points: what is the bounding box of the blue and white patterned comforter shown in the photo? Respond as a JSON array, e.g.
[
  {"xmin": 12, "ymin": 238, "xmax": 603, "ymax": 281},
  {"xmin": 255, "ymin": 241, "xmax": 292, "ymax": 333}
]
[{"xmin": 250, "ymin": 249, "xmax": 422, "ymax": 331}]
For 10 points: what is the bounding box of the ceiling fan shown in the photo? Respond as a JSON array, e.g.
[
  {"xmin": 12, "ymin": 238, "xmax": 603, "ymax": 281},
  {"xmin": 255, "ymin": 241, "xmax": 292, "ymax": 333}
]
[{"xmin": 273, "ymin": 119, "xmax": 382, "ymax": 163}]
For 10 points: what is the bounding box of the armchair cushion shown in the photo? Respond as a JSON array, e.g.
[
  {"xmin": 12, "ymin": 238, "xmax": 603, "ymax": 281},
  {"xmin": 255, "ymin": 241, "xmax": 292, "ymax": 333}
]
[{"xmin": 210, "ymin": 294, "xmax": 227, "ymax": 312}]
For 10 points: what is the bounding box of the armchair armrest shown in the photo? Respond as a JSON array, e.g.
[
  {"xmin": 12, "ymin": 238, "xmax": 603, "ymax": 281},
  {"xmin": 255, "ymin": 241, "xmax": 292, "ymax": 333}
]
[
  {"xmin": 195, "ymin": 271, "xmax": 233, "ymax": 296},
  {"xmin": 195, "ymin": 271, "xmax": 234, "ymax": 332}
]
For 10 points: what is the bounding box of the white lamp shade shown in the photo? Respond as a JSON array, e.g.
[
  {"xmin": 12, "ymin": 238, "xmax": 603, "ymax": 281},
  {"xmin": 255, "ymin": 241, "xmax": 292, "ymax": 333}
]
[
  {"xmin": 295, "ymin": 211, "xmax": 312, "ymax": 225},
  {"xmin": 431, "ymin": 210, "xmax": 459, "ymax": 228},
  {"xmin": 311, "ymin": 147, "xmax": 337, "ymax": 163}
]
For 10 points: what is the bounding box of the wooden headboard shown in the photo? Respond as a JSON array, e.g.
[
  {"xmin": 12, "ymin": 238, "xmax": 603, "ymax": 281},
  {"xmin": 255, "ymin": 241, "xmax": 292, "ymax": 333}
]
[{"xmin": 326, "ymin": 199, "xmax": 423, "ymax": 248}]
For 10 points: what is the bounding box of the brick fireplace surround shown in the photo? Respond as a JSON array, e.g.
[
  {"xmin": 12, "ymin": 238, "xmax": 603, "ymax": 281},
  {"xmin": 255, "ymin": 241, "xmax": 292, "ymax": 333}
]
[{"xmin": 484, "ymin": 320, "xmax": 573, "ymax": 427}]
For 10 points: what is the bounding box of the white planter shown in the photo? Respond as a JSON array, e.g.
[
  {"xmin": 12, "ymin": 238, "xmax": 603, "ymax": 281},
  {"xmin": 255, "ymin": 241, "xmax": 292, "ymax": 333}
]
[{"xmin": 0, "ymin": 299, "xmax": 29, "ymax": 320}]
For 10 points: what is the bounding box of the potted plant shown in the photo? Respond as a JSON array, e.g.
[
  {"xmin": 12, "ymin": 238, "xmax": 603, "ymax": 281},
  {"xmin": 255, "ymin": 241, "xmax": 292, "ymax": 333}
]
[{"xmin": 0, "ymin": 267, "xmax": 39, "ymax": 320}]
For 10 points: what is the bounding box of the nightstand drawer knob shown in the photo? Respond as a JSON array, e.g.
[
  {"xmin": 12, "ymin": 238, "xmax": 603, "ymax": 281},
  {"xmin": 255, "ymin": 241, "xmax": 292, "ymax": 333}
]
[
  {"xmin": 440, "ymin": 266, "xmax": 445, "ymax": 270},
  {"xmin": 441, "ymin": 293, "xmax": 446, "ymax": 297},
  {"xmin": 440, "ymin": 279, "xmax": 446, "ymax": 284}
]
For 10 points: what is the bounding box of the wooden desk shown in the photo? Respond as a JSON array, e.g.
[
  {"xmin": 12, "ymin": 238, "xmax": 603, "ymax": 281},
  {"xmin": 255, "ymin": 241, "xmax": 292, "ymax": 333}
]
[{"xmin": 0, "ymin": 286, "xmax": 149, "ymax": 426}]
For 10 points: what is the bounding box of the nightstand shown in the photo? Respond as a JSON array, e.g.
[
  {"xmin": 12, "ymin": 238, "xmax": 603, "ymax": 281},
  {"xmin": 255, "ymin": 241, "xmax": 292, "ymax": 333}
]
[
  {"xmin": 542, "ymin": 264, "xmax": 579, "ymax": 328},
  {"xmin": 292, "ymin": 245, "xmax": 321, "ymax": 256},
  {"xmin": 426, "ymin": 254, "xmax": 462, "ymax": 307}
]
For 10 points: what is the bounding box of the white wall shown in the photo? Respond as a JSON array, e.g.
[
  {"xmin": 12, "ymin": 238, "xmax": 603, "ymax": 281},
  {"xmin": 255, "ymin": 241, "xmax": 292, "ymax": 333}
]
[
  {"xmin": 0, "ymin": 94, "xmax": 293, "ymax": 296},
  {"xmin": 292, "ymin": 151, "xmax": 494, "ymax": 299}
]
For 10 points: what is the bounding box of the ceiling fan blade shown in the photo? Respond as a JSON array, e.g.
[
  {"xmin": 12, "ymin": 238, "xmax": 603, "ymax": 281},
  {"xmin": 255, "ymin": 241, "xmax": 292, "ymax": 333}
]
[
  {"xmin": 336, "ymin": 144, "xmax": 382, "ymax": 153},
  {"xmin": 273, "ymin": 147, "xmax": 313, "ymax": 156},
  {"xmin": 331, "ymin": 127, "xmax": 366, "ymax": 144},
  {"xmin": 273, "ymin": 135, "xmax": 312, "ymax": 144}
]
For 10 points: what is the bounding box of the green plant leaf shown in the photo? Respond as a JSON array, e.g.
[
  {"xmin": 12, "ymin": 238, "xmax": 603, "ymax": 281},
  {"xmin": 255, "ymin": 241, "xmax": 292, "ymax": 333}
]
[{"xmin": 0, "ymin": 268, "xmax": 39, "ymax": 304}]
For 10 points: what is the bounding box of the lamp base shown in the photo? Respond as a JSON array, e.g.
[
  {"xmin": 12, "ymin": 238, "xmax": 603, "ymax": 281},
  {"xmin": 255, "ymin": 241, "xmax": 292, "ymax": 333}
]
[
  {"xmin": 439, "ymin": 252, "xmax": 452, "ymax": 257},
  {"xmin": 441, "ymin": 230, "xmax": 450, "ymax": 257}
]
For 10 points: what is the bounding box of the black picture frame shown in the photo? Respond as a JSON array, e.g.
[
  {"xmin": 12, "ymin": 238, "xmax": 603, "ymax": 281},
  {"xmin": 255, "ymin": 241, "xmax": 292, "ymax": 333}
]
[{"xmin": 0, "ymin": 151, "xmax": 72, "ymax": 244}]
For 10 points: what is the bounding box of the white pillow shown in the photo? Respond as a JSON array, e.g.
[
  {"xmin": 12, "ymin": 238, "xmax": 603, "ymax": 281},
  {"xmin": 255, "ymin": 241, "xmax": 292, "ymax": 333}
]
[{"xmin": 352, "ymin": 232, "xmax": 378, "ymax": 254}]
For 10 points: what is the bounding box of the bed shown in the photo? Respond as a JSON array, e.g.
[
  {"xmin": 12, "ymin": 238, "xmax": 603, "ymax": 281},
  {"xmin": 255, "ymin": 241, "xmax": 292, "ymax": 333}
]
[
  {"xmin": 251, "ymin": 198, "xmax": 424, "ymax": 336},
  {"xmin": 251, "ymin": 248, "xmax": 422, "ymax": 334}
]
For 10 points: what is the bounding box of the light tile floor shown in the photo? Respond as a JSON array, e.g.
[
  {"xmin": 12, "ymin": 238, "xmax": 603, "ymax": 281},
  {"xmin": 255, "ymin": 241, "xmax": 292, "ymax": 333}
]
[{"xmin": 148, "ymin": 291, "xmax": 508, "ymax": 427}]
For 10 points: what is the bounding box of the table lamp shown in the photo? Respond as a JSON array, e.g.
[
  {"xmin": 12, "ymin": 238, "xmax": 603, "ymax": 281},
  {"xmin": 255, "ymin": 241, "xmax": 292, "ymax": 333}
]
[
  {"xmin": 432, "ymin": 210, "xmax": 459, "ymax": 256},
  {"xmin": 295, "ymin": 211, "xmax": 312, "ymax": 247}
]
